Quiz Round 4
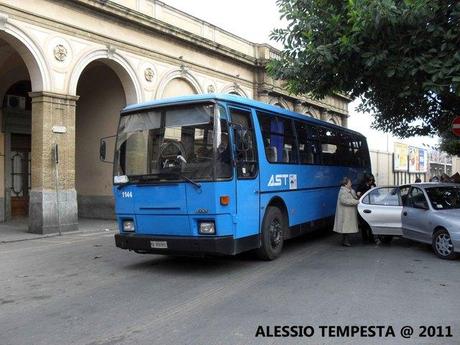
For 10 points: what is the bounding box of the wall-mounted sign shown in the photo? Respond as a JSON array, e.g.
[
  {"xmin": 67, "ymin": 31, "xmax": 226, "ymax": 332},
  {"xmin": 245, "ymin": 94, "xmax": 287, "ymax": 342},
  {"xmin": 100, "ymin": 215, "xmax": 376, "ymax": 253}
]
[
  {"xmin": 52, "ymin": 126, "xmax": 67, "ymax": 134},
  {"xmin": 394, "ymin": 143, "xmax": 427, "ymax": 173},
  {"xmin": 409, "ymin": 146, "xmax": 428, "ymax": 173},
  {"xmin": 393, "ymin": 143, "xmax": 408, "ymax": 172}
]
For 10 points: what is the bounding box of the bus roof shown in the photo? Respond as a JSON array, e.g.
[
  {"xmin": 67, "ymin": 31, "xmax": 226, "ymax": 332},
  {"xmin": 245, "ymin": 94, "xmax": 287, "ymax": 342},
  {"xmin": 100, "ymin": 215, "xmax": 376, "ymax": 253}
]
[{"xmin": 122, "ymin": 93, "xmax": 365, "ymax": 138}]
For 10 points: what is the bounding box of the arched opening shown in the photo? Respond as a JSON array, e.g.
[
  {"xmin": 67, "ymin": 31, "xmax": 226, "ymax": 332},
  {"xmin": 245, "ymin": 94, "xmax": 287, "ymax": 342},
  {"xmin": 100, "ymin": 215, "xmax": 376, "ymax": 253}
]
[
  {"xmin": 75, "ymin": 60, "xmax": 130, "ymax": 219},
  {"xmin": 161, "ymin": 77, "xmax": 197, "ymax": 99},
  {"xmin": 2, "ymin": 81, "xmax": 31, "ymax": 218},
  {"xmin": 221, "ymin": 83, "xmax": 248, "ymax": 98},
  {"xmin": 0, "ymin": 31, "xmax": 42, "ymax": 222},
  {"xmin": 268, "ymin": 97, "xmax": 290, "ymax": 110},
  {"xmin": 69, "ymin": 52, "xmax": 140, "ymax": 105}
]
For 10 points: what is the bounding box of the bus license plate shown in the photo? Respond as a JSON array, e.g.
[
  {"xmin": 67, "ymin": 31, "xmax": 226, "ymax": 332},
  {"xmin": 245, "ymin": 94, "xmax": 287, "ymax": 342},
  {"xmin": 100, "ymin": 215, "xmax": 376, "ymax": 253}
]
[{"xmin": 150, "ymin": 241, "xmax": 168, "ymax": 249}]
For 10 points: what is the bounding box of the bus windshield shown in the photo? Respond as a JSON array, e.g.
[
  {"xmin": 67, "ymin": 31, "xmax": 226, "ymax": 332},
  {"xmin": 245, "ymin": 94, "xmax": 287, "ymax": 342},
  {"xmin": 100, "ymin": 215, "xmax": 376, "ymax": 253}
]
[{"xmin": 114, "ymin": 103, "xmax": 232, "ymax": 183}]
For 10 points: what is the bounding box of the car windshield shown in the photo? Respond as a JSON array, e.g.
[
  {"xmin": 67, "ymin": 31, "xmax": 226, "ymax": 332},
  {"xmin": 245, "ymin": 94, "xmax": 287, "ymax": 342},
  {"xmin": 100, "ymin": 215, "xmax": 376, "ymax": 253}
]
[
  {"xmin": 425, "ymin": 186, "xmax": 460, "ymax": 210},
  {"xmin": 114, "ymin": 103, "xmax": 232, "ymax": 182}
]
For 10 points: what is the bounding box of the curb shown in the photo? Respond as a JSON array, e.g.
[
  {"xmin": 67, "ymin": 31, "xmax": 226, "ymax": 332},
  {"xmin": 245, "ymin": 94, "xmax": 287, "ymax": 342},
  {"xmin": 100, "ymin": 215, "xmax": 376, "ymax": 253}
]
[{"xmin": 0, "ymin": 228, "xmax": 117, "ymax": 244}]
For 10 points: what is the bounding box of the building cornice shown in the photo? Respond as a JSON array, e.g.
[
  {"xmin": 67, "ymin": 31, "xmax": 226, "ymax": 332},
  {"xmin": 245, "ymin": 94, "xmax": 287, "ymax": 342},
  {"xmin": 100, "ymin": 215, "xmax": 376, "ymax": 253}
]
[
  {"xmin": 67, "ymin": 0, "xmax": 257, "ymax": 66},
  {"xmin": 0, "ymin": 2, "xmax": 255, "ymax": 86},
  {"xmin": 259, "ymin": 83, "xmax": 349, "ymax": 117}
]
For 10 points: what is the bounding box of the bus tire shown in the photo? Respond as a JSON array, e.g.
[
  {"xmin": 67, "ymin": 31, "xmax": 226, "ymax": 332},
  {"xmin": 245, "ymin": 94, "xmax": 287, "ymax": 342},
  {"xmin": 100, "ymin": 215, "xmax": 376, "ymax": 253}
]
[{"xmin": 257, "ymin": 206, "xmax": 285, "ymax": 260}]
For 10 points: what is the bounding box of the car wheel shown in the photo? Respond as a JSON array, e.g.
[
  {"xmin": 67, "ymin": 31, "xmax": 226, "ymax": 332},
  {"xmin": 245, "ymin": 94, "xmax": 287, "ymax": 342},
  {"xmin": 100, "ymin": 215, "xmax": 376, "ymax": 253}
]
[
  {"xmin": 378, "ymin": 235, "xmax": 393, "ymax": 244},
  {"xmin": 432, "ymin": 229, "xmax": 458, "ymax": 260},
  {"xmin": 257, "ymin": 206, "xmax": 285, "ymax": 260}
]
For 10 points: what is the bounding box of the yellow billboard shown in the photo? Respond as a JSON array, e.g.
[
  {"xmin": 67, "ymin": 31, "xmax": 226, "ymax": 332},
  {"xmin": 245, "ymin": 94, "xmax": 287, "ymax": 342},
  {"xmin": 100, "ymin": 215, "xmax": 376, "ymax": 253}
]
[{"xmin": 394, "ymin": 143, "xmax": 408, "ymax": 172}]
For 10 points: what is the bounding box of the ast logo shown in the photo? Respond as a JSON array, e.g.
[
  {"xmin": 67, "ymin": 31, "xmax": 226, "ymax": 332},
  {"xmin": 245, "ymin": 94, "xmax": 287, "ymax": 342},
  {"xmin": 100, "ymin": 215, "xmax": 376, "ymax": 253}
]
[{"xmin": 268, "ymin": 174, "xmax": 297, "ymax": 190}]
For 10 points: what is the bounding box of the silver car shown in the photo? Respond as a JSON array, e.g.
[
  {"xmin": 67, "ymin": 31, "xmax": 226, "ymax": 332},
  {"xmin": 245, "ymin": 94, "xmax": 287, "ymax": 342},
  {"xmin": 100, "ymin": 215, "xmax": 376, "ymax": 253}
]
[{"xmin": 358, "ymin": 183, "xmax": 460, "ymax": 259}]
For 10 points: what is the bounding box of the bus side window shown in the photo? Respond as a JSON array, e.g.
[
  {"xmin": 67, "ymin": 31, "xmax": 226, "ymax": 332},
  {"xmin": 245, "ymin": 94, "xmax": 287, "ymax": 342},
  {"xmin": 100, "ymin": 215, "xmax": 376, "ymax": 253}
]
[
  {"xmin": 335, "ymin": 133, "xmax": 354, "ymax": 166},
  {"xmin": 295, "ymin": 121, "xmax": 321, "ymax": 165},
  {"xmin": 230, "ymin": 108, "xmax": 258, "ymax": 179},
  {"xmin": 308, "ymin": 125, "xmax": 322, "ymax": 164},
  {"xmin": 350, "ymin": 136, "xmax": 369, "ymax": 168},
  {"xmin": 319, "ymin": 127, "xmax": 339, "ymax": 165},
  {"xmin": 257, "ymin": 112, "xmax": 298, "ymax": 164}
]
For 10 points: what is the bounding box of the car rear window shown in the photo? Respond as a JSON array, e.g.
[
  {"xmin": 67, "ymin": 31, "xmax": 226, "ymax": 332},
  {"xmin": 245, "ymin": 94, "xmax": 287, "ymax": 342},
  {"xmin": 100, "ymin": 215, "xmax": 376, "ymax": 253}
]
[{"xmin": 425, "ymin": 187, "xmax": 460, "ymax": 210}]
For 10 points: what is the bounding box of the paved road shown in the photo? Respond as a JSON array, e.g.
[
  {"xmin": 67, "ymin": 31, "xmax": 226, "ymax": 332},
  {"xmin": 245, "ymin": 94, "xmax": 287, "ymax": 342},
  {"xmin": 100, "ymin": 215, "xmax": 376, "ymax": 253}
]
[{"xmin": 1, "ymin": 229, "xmax": 459, "ymax": 345}]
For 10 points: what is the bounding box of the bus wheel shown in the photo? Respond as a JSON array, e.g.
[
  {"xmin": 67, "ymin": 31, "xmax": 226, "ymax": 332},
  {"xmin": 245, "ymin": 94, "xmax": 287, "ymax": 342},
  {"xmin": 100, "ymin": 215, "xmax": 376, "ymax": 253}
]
[{"xmin": 257, "ymin": 206, "xmax": 285, "ymax": 260}]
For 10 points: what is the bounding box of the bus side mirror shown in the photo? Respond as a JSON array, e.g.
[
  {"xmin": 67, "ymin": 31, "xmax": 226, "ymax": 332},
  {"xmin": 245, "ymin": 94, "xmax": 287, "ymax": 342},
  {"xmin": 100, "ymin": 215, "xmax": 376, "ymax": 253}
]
[
  {"xmin": 99, "ymin": 135, "xmax": 116, "ymax": 164},
  {"xmin": 100, "ymin": 140, "xmax": 107, "ymax": 161}
]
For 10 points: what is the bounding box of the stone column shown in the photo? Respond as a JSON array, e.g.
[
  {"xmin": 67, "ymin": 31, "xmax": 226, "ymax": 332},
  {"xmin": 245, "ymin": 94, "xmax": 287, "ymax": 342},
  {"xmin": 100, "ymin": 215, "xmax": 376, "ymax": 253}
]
[{"xmin": 29, "ymin": 92, "xmax": 79, "ymax": 234}]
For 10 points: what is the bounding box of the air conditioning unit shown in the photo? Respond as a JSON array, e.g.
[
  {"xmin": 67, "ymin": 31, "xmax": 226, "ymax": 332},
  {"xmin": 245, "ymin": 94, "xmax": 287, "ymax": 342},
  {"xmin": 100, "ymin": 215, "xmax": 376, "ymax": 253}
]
[{"xmin": 6, "ymin": 95, "xmax": 26, "ymax": 110}]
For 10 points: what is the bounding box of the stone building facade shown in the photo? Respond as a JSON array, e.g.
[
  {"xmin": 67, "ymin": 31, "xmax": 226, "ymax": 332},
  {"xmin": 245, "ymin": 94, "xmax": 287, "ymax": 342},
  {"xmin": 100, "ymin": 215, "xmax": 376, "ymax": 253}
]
[{"xmin": 0, "ymin": 0, "xmax": 350, "ymax": 233}]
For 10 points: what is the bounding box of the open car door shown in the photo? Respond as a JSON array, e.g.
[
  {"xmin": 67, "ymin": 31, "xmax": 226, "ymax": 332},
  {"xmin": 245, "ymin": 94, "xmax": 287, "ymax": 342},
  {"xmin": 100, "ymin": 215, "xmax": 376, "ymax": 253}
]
[{"xmin": 357, "ymin": 187, "xmax": 404, "ymax": 236}]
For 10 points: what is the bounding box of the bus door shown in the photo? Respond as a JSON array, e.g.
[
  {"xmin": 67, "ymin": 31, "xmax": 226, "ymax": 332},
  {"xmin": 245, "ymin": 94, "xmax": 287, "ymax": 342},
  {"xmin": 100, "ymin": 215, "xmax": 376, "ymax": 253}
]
[{"xmin": 229, "ymin": 107, "xmax": 260, "ymax": 238}]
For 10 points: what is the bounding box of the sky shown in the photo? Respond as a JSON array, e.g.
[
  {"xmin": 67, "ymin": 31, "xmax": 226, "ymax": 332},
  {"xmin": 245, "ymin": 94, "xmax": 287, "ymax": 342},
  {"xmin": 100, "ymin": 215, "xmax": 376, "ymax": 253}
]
[
  {"xmin": 162, "ymin": 0, "xmax": 283, "ymax": 45},
  {"xmin": 161, "ymin": 0, "xmax": 439, "ymax": 152}
]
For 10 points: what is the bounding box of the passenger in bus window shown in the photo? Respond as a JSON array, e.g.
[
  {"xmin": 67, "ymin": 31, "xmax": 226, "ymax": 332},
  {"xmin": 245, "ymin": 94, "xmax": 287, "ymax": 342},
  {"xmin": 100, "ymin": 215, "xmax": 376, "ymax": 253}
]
[{"xmin": 333, "ymin": 177, "xmax": 360, "ymax": 247}]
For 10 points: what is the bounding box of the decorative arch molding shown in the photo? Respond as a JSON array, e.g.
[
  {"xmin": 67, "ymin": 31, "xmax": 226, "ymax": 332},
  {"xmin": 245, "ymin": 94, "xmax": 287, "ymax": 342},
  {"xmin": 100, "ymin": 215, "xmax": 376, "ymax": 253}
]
[
  {"xmin": 297, "ymin": 105, "xmax": 312, "ymax": 117},
  {"xmin": 220, "ymin": 83, "xmax": 248, "ymax": 98},
  {"xmin": 328, "ymin": 117, "xmax": 338, "ymax": 125},
  {"xmin": 268, "ymin": 97, "xmax": 291, "ymax": 111},
  {"xmin": 326, "ymin": 112, "xmax": 345, "ymax": 126},
  {"xmin": 156, "ymin": 68, "xmax": 203, "ymax": 99},
  {"xmin": 69, "ymin": 48, "xmax": 142, "ymax": 104},
  {"xmin": 0, "ymin": 18, "xmax": 50, "ymax": 91},
  {"xmin": 307, "ymin": 106, "xmax": 321, "ymax": 119}
]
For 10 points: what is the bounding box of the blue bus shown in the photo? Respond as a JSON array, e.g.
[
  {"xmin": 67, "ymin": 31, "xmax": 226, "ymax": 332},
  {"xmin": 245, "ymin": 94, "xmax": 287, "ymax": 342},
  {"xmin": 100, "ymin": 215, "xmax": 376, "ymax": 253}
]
[{"xmin": 108, "ymin": 94, "xmax": 370, "ymax": 259}]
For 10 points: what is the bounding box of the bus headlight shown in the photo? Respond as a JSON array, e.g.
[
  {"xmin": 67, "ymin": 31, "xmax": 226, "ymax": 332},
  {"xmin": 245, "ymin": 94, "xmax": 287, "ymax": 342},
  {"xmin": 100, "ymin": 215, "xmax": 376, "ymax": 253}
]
[
  {"xmin": 199, "ymin": 221, "xmax": 215, "ymax": 235},
  {"xmin": 122, "ymin": 220, "xmax": 135, "ymax": 232}
]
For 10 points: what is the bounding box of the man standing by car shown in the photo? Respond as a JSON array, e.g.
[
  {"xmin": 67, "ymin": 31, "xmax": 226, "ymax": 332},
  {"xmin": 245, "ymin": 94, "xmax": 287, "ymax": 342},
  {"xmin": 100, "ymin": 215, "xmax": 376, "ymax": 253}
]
[
  {"xmin": 357, "ymin": 174, "xmax": 376, "ymax": 197},
  {"xmin": 357, "ymin": 174, "xmax": 376, "ymax": 243}
]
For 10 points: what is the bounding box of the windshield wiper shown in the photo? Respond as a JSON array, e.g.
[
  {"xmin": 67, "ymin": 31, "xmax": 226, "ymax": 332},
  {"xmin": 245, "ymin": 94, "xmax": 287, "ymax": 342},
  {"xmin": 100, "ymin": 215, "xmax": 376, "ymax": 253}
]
[
  {"xmin": 163, "ymin": 170, "xmax": 202, "ymax": 189},
  {"xmin": 179, "ymin": 174, "xmax": 201, "ymax": 189}
]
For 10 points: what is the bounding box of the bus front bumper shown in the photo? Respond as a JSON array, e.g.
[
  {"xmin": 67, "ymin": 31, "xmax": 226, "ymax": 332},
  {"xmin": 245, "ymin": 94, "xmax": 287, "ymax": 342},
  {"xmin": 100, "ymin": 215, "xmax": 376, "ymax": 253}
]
[{"xmin": 115, "ymin": 233, "xmax": 256, "ymax": 256}]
